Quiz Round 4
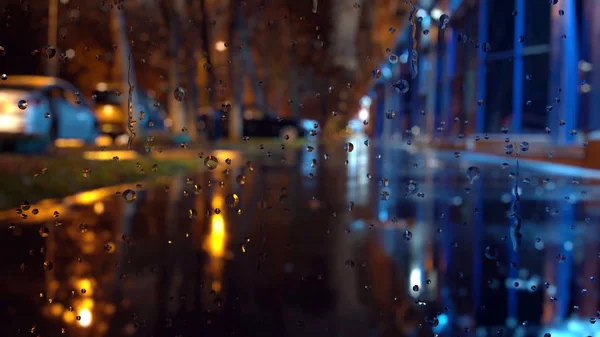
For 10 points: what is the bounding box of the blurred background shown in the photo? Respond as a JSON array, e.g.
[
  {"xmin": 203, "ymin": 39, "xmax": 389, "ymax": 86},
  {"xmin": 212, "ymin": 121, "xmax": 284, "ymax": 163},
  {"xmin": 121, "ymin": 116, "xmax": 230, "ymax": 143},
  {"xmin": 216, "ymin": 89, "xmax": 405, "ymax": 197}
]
[
  {"xmin": 0, "ymin": 0, "xmax": 595, "ymax": 150},
  {"xmin": 1, "ymin": 1, "xmax": 600, "ymax": 337}
]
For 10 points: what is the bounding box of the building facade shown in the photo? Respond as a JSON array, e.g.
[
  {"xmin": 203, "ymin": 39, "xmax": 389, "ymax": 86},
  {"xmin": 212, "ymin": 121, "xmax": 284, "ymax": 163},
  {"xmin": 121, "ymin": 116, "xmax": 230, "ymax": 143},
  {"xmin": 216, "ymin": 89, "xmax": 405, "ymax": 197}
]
[{"xmin": 371, "ymin": 0, "xmax": 599, "ymax": 145}]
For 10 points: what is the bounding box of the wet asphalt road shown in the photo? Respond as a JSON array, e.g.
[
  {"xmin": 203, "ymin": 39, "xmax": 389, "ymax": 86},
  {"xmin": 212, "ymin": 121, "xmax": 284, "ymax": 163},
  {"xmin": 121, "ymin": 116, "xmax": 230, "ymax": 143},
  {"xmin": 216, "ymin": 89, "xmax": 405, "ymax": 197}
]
[{"xmin": 1, "ymin": 140, "xmax": 600, "ymax": 337}]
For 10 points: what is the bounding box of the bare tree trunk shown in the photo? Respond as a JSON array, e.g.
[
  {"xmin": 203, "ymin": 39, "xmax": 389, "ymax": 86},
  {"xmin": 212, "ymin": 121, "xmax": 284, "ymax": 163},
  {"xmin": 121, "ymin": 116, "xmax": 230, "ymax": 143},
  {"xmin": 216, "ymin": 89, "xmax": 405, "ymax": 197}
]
[
  {"xmin": 110, "ymin": 7, "xmax": 141, "ymax": 139},
  {"xmin": 329, "ymin": 0, "xmax": 361, "ymax": 72},
  {"xmin": 284, "ymin": 5, "xmax": 300, "ymax": 120},
  {"xmin": 162, "ymin": 0, "xmax": 186, "ymax": 136},
  {"xmin": 227, "ymin": 2, "xmax": 243, "ymax": 141},
  {"xmin": 200, "ymin": 0, "xmax": 216, "ymax": 106},
  {"xmin": 241, "ymin": 18, "xmax": 270, "ymax": 117},
  {"xmin": 184, "ymin": 0, "xmax": 199, "ymax": 142},
  {"xmin": 46, "ymin": 0, "xmax": 59, "ymax": 77},
  {"xmin": 244, "ymin": 47, "xmax": 270, "ymax": 117}
]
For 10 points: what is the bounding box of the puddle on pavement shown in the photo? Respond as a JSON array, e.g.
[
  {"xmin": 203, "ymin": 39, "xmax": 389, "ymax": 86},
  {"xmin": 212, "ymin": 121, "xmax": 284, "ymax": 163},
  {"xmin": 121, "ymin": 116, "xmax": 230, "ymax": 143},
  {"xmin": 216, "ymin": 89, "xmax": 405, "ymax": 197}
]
[{"xmin": 1, "ymin": 145, "xmax": 600, "ymax": 337}]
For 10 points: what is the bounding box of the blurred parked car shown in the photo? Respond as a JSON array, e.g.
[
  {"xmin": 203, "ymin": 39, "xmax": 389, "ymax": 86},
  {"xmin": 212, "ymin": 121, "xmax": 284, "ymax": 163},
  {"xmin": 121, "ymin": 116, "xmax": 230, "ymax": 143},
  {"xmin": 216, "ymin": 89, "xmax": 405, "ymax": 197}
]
[
  {"xmin": 92, "ymin": 83, "xmax": 166, "ymax": 139},
  {"xmin": 0, "ymin": 75, "xmax": 98, "ymax": 152},
  {"xmin": 198, "ymin": 105, "xmax": 307, "ymax": 141}
]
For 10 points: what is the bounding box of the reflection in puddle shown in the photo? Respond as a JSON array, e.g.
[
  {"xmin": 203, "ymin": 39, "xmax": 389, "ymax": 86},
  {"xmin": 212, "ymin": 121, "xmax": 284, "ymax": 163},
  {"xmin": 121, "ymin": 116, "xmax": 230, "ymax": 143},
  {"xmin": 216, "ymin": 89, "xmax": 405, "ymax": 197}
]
[{"xmin": 1, "ymin": 146, "xmax": 600, "ymax": 337}]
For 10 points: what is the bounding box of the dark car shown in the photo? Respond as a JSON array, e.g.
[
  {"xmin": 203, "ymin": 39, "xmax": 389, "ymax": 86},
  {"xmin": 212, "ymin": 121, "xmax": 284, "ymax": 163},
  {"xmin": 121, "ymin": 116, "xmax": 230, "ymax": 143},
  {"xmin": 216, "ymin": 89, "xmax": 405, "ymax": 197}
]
[{"xmin": 198, "ymin": 107, "xmax": 305, "ymax": 141}]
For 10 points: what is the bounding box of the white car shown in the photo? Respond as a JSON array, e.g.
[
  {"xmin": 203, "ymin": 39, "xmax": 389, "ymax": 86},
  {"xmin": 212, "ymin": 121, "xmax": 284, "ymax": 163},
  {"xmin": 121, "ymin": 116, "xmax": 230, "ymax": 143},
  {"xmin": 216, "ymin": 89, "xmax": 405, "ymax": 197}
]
[{"xmin": 0, "ymin": 75, "xmax": 98, "ymax": 152}]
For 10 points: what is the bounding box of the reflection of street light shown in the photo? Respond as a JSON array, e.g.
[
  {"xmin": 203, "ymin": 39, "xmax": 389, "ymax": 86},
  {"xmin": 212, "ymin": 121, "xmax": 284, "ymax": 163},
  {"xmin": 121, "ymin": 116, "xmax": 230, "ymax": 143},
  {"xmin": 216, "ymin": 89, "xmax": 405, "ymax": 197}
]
[
  {"xmin": 77, "ymin": 308, "xmax": 92, "ymax": 327},
  {"xmin": 358, "ymin": 108, "xmax": 369, "ymax": 121},
  {"xmin": 215, "ymin": 41, "xmax": 227, "ymax": 52},
  {"xmin": 430, "ymin": 7, "xmax": 443, "ymax": 21}
]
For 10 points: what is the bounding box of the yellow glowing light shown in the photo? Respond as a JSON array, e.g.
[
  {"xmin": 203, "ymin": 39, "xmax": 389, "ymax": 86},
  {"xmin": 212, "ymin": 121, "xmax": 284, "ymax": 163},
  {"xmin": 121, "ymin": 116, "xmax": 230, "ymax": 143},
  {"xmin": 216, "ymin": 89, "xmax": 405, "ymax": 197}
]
[
  {"xmin": 54, "ymin": 139, "xmax": 84, "ymax": 148},
  {"xmin": 215, "ymin": 41, "xmax": 227, "ymax": 52},
  {"xmin": 102, "ymin": 105, "xmax": 114, "ymax": 116},
  {"xmin": 63, "ymin": 310, "xmax": 75, "ymax": 324},
  {"xmin": 82, "ymin": 150, "xmax": 138, "ymax": 161},
  {"xmin": 96, "ymin": 82, "xmax": 107, "ymax": 91},
  {"xmin": 211, "ymin": 195, "xmax": 224, "ymax": 210},
  {"xmin": 77, "ymin": 278, "xmax": 93, "ymax": 296},
  {"xmin": 81, "ymin": 232, "xmax": 97, "ymax": 254},
  {"xmin": 93, "ymin": 201, "xmax": 104, "ymax": 215},
  {"xmin": 94, "ymin": 134, "xmax": 113, "ymax": 147},
  {"xmin": 212, "ymin": 281, "xmax": 222, "ymax": 293},
  {"xmin": 50, "ymin": 303, "xmax": 64, "ymax": 317},
  {"xmin": 67, "ymin": 184, "xmax": 137, "ymax": 206},
  {"xmin": 208, "ymin": 214, "xmax": 225, "ymax": 257},
  {"xmin": 211, "ymin": 150, "xmax": 240, "ymax": 163},
  {"xmin": 80, "ymin": 298, "xmax": 95, "ymax": 310},
  {"xmin": 0, "ymin": 114, "xmax": 24, "ymax": 132},
  {"xmin": 73, "ymin": 190, "xmax": 105, "ymax": 205},
  {"xmin": 77, "ymin": 308, "xmax": 92, "ymax": 327}
]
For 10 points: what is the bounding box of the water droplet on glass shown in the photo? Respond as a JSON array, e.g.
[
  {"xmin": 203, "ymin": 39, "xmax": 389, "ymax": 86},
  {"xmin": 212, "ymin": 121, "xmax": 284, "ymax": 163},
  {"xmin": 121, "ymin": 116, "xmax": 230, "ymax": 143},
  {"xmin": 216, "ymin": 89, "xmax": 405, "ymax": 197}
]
[
  {"xmin": 43, "ymin": 261, "xmax": 54, "ymax": 271},
  {"xmin": 173, "ymin": 86, "xmax": 187, "ymax": 101},
  {"xmin": 226, "ymin": 193, "xmax": 240, "ymax": 208},
  {"xmin": 42, "ymin": 45, "xmax": 56, "ymax": 59},
  {"xmin": 403, "ymin": 230, "xmax": 413, "ymax": 241},
  {"xmin": 439, "ymin": 14, "xmax": 450, "ymax": 30},
  {"xmin": 344, "ymin": 142, "xmax": 354, "ymax": 153},
  {"xmin": 405, "ymin": 180, "xmax": 419, "ymax": 198},
  {"xmin": 392, "ymin": 79, "xmax": 410, "ymax": 94},
  {"xmin": 18, "ymin": 100, "xmax": 28, "ymax": 110},
  {"xmin": 345, "ymin": 259, "xmax": 355, "ymax": 270},
  {"xmin": 123, "ymin": 189, "xmax": 137, "ymax": 203},
  {"xmin": 380, "ymin": 190, "xmax": 390, "ymax": 200},
  {"xmin": 466, "ymin": 166, "xmax": 481, "ymax": 184},
  {"xmin": 235, "ymin": 174, "xmax": 247, "ymax": 185},
  {"xmin": 520, "ymin": 142, "xmax": 529, "ymax": 152},
  {"xmin": 39, "ymin": 227, "xmax": 50, "ymax": 238},
  {"xmin": 485, "ymin": 245, "xmax": 498, "ymax": 260},
  {"xmin": 204, "ymin": 156, "xmax": 219, "ymax": 170}
]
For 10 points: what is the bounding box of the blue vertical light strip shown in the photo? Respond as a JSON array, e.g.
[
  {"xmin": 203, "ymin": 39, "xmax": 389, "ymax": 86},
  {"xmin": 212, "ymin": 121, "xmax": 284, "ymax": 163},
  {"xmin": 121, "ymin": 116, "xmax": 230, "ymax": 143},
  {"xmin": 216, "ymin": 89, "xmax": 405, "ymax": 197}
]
[
  {"xmin": 561, "ymin": 0, "xmax": 579, "ymax": 144},
  {"xmin": 555, "ymin": 202, "xmax": 574, "ymax": 320},
  {"xmin": 588, "ymin": 0, "xmax": 600, "ymax": 132},
  {"xmin": 579, "ymin": 0, "xmax": 591, "ymax": 131},
  {"xmin": 506, "ymin": 178, "xmax": 520, "ymax": 320},
  {"xmin": 476, "ymin": 0, "xmax": 488, "ymax": 133},
  {"xmin": 548, "ymin": 3, "xmax": 562, "ymax": 143},
  {"xmin": 471, "ymin": 183, "xmax": 483, "ymax": 316},
  {"xmin": 434, "ymin": 31, "xmax": 445, "ymax": 135},
  {"xmin": 506, "ymin": 229, "xmax": 519, "ymax": 320},
  {"xmin": 512, "ymin": 0, "xmax": 525, "ymax": 134}
]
